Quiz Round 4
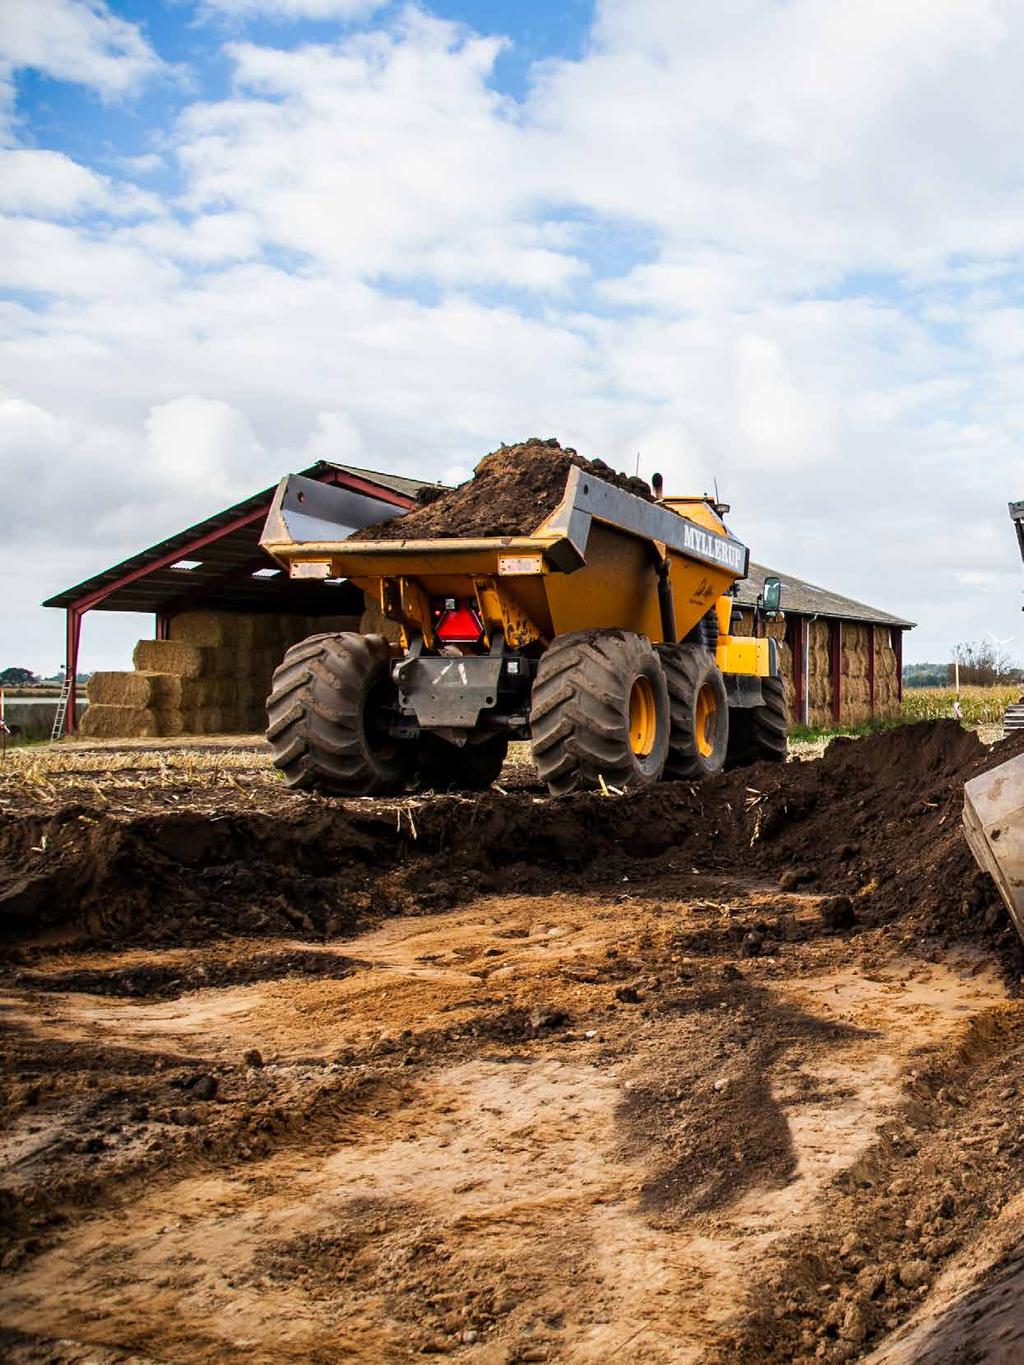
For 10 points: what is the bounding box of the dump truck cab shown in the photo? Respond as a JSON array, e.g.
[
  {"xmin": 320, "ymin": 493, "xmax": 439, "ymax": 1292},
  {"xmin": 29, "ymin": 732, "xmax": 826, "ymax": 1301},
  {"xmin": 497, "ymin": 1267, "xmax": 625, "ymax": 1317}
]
[{"xmin": 259, "ymin": 461, "xmax": 788, "ymax": 795}]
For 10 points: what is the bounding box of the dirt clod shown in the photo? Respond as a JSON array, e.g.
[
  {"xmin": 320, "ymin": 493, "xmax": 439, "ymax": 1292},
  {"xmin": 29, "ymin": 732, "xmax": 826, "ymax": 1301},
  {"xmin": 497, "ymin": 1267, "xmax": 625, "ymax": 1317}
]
[
  {"xmin": 898, "ymin": 1259, "xmax": 931, "ymax": 1289},
  {"xmin": 821, "ymin": 895, "xmax": 857, "ymax": 930}
]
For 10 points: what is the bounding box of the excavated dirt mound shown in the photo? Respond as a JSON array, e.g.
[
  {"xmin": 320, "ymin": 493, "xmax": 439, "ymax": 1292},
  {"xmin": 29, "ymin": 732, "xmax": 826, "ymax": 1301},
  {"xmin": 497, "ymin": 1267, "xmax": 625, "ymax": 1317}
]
[
  {"xmin": 1, "ymin": 720, "xmax": 1015, "ymax": 1008},
  {"xmin": 349, "ymin": 436, "xmax": 652, "ymax": 542},
  {"xmin": 2, "ymin": 721, "xmax": 1022, "ymax": 961},
  {"xmin": 5, "ymin": 721, "xmax": 1024, "ymax": 1362}
]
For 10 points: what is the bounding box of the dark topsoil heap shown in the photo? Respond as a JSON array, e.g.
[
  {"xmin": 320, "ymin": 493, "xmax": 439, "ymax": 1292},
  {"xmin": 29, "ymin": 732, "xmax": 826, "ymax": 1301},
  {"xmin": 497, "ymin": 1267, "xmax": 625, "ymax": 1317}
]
[
  {"xmin": 2, "ymin": 721, "xmax": 1023, "ymax": 965},
  {"xmin": 350, "ymin": 437, "xmax": 652, "ymax": 542}
]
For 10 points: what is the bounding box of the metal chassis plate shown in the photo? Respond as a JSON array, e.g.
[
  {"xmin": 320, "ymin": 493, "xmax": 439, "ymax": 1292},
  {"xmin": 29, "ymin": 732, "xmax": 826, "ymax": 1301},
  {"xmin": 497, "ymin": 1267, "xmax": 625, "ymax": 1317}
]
[{"xmin": 395, "ymin": 655, "xmax": 505, "ymax": 728}]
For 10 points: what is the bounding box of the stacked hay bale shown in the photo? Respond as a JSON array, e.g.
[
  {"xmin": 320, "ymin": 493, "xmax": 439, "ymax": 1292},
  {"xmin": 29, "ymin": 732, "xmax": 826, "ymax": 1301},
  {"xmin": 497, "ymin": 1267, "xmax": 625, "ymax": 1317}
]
[
  {"xmin": 81, "ymin": 610, "xmax": 360, "ymax": 738},
  {"xmin": 840, "ymin": 624, "xmax": 873, "ymax": 727},
  {"xmin": 763, "ymin": 615, "xmax": 794, "ymax": 718},
  {"xmin": 727, "ymin": 607, "xmax": 796, "ymax": 727},
  {"xmin": 359, "ymin": 594, "xmax": 403, "ymax": 645},
  {"xmin": 806, "ymin": 619, "xmax": 833, "ymax": 727},
  {"xmin": 874, "ymin": 626, "xmax": 901, "ymax": 718}
]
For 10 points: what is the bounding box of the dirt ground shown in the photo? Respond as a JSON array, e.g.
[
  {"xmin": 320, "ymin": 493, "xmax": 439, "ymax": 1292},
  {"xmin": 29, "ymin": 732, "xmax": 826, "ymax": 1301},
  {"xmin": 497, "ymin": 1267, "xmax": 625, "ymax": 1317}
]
[{"xmin": 4, "ymin": 723, "xmax": 1024, "ymax": 1362}]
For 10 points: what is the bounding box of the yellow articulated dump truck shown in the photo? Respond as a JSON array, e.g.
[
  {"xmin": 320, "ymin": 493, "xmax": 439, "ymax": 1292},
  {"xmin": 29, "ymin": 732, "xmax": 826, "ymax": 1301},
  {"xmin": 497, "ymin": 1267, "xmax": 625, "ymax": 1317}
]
[{"xmin": 259, "ymin": 466, "xmax": 787, "ymax": 795}]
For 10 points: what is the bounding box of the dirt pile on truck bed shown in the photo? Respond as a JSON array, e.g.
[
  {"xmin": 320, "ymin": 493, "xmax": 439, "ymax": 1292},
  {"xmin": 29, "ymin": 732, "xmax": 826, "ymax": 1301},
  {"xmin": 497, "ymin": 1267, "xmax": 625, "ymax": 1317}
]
[{"xmin": 349, "ymin": 436, "xmax": 652, "ymax": 542}]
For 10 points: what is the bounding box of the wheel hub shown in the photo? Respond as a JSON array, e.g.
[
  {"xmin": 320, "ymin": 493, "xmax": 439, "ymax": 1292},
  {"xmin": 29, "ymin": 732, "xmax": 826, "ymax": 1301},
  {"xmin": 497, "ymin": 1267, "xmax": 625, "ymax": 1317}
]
[
  {"xmin": 695, "ymin": 682, "xmax": 718, "ymax": 758},
  {"xmin": 628, "ymin": 675, "xmax": 658, "ymax": 757}
]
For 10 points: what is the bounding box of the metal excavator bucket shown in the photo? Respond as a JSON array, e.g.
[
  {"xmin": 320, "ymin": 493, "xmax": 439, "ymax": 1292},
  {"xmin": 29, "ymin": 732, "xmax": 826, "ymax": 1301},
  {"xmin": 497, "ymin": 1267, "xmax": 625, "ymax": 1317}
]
[{"xmin": 964, "ymin": 753, "xmax": 1024, "ymax": 941}]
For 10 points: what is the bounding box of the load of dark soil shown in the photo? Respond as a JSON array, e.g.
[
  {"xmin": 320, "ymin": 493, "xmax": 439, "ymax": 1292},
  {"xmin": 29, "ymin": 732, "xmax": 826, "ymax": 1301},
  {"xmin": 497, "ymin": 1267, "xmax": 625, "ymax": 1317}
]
[
  {"xmin": 2, "ymin": 720, "xmax": 1023, "ymax": 962},
  {"xmin": 349, "ymin": 436, "xmax": 652, "ymax": 542}
]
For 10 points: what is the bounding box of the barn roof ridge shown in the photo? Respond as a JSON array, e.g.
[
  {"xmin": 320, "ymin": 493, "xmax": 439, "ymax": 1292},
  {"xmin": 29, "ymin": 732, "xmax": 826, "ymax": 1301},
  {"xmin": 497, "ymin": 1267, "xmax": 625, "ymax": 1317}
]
[{"xmin": 735, "ymin": 560, "xmax": 915, "ymax": 629}]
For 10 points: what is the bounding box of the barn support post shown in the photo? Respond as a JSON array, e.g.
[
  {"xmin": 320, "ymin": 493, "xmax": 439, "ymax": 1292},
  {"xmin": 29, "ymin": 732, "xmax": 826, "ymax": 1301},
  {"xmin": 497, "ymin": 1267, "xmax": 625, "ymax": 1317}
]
[
  {"xmin": 867, "ymin": 625, "xmax": 876, "ymax": 715},
  {"xmin": 787, "ymin": 615, "xmax": 806, "ymax": 730},
  {"xmin": 830, "ymin": 620, "xmax": 843, "ymax": 725},
  {"xmin": 64, "ymin": 607, "xmax": 83, "ymax": 735},
  {"xmin": 156, "ymin": 612, "xmax": 171, "ymax": 641}
]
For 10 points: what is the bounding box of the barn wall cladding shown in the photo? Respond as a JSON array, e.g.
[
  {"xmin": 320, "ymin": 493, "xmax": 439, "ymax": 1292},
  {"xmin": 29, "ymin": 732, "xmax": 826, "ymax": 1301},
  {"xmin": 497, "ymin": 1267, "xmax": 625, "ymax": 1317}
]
[{"xmin": 732, "ymin": 602, "xmax": 905, "ymax": 730}]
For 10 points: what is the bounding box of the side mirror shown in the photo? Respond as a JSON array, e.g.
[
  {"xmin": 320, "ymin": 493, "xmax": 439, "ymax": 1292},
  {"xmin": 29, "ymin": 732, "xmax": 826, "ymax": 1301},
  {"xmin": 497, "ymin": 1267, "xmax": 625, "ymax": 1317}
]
[{"xmin": 760, "ymin": 576, "xmax": 782, "ymax": 614}]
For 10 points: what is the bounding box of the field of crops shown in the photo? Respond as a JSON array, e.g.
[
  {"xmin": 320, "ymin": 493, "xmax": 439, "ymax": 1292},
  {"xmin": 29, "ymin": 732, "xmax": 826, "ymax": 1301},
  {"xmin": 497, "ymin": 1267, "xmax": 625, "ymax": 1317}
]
[{"xmin": 902, "ymin": 683, "xmax": 1021, "ymax": 724}]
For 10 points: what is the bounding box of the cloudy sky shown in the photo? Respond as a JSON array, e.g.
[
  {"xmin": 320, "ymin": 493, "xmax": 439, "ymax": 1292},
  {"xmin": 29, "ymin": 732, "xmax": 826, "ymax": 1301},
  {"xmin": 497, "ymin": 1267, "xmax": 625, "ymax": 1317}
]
[{"xmin": 3, "ymin": 0, "xmax": 1024, "ymax": 673}]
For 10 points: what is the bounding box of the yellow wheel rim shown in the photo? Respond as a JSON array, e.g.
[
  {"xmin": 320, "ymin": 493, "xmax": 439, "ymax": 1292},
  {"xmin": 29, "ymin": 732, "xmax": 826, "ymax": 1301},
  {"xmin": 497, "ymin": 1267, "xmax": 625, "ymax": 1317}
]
[
  {"xmin": 695, "ymin": 683, "xmax": 718, "ymax": 758},
  {"xmin": 629, "ymin": 675, "xmax": 657, "ymax": 757}
]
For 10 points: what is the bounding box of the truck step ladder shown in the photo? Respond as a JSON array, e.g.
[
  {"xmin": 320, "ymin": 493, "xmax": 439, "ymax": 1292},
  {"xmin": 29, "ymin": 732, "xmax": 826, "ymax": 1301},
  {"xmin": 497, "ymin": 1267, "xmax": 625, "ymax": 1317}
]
[{"xmin": 50, "ymin": 675, "xmax": 73, "ymax": 742}]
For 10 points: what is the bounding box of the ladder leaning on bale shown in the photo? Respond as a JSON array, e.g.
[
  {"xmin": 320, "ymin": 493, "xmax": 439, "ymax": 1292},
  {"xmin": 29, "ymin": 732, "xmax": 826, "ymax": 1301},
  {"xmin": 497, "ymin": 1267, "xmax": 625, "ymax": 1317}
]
[{"xmin": 50, "ymin": 675, "xmax": 73, "ymax": 742}]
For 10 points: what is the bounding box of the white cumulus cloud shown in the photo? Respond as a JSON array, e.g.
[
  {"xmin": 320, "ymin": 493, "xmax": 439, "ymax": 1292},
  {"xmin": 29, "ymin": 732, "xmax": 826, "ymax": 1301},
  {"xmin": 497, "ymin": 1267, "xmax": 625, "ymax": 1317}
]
[{"xmin": 5, "ymin": 0, "xmax": 1024, "ymax": 673}]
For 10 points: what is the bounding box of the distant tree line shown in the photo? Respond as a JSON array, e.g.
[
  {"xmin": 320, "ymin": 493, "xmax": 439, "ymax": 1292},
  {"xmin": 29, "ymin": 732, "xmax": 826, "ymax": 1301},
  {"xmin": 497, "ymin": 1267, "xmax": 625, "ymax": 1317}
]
[
  {"xmin": 0, "ymin": 666, "xmax": 37, "ymax": 686},
  {"xmin": 0, "ymin": 667, "xmax": 92, "ymax": 687},
  {"xmin": 904, "ymin": 640, "xmax": 1023, "ymax": 688}
]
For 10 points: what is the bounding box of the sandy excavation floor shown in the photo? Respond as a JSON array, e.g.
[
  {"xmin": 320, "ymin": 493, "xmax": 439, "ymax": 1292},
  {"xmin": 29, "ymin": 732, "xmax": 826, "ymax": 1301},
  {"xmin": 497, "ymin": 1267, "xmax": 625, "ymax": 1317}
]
[{"xmin": 4, "ymin": 724, "xmax": 1024, "ymax": 1362}]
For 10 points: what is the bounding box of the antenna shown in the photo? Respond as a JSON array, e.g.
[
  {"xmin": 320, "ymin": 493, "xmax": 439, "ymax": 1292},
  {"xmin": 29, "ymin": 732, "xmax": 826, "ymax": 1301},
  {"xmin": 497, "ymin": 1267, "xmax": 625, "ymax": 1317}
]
[
  {"xmin": 714, "ymin": 477, "xmax": 720, "ymax": 503},
  {"xmin": 635, "ymin": 450, "xmax": 641, "ymax": 476}
]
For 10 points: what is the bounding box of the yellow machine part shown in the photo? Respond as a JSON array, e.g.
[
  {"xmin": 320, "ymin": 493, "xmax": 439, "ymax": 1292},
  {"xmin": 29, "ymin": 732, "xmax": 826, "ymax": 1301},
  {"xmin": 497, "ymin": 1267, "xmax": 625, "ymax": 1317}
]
[
  {"xmin": 716, "ymin": 634, "xmax": 773, "ymax": 678},
  {"xmin": 352, "ymin": 520, "xmax": 743, "ymax": 655}
]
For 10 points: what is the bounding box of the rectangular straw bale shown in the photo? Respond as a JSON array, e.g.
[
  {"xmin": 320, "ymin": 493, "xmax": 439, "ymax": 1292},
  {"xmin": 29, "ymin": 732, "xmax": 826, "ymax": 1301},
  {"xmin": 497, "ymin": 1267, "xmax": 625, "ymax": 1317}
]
[
  {"xmin": 169, "ymin": 612, "xmax": 232, "ymax": 649},
  {"xmin": 80, "ymin": 704, "xmax": 160, "ymax": 739},
  {"xmin": 87, "ymin": 670, "xmax": 174, "ymax": 708},
  {"xmin": 776, "ymin": 641, "xmax": 795, "ymax": 716},
  {"xmin": 152, "ymin": 708, "xmax": 185, "ymax": 737},
  {"xmin": 132, "ymin": 639, "xmax": 215, "ymax": 679},
  {"xmin": 195, "ymin": 706, "xmax": 225, "ymax": 735},
  {"xmin": 806, "ymin": 618, "xmax": 833, "ymax": 726},
  {"xmin": 248, "ymin": 615, "xmax": 283, "ymax": 648}
]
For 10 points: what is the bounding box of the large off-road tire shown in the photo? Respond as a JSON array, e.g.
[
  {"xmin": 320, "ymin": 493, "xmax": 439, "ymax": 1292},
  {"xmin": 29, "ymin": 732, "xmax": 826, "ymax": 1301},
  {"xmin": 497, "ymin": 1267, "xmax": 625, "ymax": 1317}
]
[
  {"xmin": 529, "ymin": 630, "xmax": 670, "ymax": 795},
  {"xmin": 656, "ymin": 643, "xmax": 729, "ymax": 780},
  {"xmin": 726, "ymin": 676, "xmax": 789, "ymax": 768},
  {"xmin": 266, "ymin": 632, "xmax": 411, "ymax": 794},
  {"xmin": 415, "ymin": 733, "xmax": 510, "ymax": 792}
]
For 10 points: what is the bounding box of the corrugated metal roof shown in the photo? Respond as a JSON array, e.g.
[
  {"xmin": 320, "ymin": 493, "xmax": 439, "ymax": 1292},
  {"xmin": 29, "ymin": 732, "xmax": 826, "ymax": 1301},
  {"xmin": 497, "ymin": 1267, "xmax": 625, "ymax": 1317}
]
[
  {"xmin": 735, "ymin": 561, "xmax": 914, "ymax": 629},
  {"xmin": 44, "ymin": 461, "xmax": 427, "ymax": 614},
  {"xmin": 335, "ymin": 463, "xmax": 439, "ymax": 499}
]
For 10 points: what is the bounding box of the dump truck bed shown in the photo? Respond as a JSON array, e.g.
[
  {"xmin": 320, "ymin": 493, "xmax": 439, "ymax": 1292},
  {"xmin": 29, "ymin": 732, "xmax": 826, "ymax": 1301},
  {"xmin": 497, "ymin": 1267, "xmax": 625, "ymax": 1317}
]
[{"xmin": 261, "ymin": 465, "xmax": 751, "ymax": 648}]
